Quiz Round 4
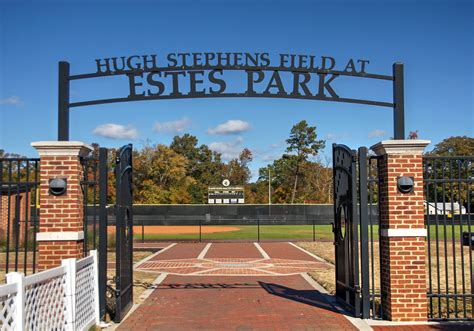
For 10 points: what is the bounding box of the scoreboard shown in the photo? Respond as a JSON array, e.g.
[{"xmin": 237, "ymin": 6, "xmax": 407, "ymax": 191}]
[{"xmin": 208, "ymin": 186, "xmax": 245, "ymax": 204}]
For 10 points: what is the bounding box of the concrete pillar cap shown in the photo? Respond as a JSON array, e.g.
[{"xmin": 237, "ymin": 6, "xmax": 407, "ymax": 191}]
[
  {"xmin": 370, "ymin": 139, "xmax": 431, "ymax": 156},
  {"xmin": 31, "ymin": 141, "xmax": 93, "ymax": 157}
]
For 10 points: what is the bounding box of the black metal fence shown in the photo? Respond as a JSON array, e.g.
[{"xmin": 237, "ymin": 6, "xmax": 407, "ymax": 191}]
[
  {"xmin": 364, "ymin": 153, "xmax": 382, "ymax": 319},
  {"xmin": 81, "ymin": 148, "xmax": 110, "ymax": 321},
  {"xmin": 81, "ymin": 153, "xmax": 100, "ymax": 253},
  {"xmin": 0, "ymin": 158, "xmax": 40, "ymax": 278},
  {"xmin": 332, "ymin": 145, "xmax": 381, "ymax": 320},
  {"xmin": 93, "ymin": 204, "xmax": 378, "ymax": 243},
  {"xmin": 424, "ymin": 156, "xmax": 474, "ymax": 321}
]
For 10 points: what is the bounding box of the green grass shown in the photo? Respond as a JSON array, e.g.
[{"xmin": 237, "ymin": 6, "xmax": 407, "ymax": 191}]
[
  {"xmin": 132, "ymin": 225, "xmax": 334, "ymax": 241},
  {"xmin": 131, "ymin": 224, "xmax": 472, "ymax": 242}
]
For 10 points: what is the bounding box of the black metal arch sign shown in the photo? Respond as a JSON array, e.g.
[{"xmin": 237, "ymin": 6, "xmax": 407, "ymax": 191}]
[{"xmin": 58, "ymin": 52, "xmax": 405, "ymax": 140}]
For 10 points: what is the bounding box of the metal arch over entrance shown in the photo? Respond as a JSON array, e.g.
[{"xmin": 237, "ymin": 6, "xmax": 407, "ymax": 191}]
[{"xmin": 57, "ymin": 52, "xmax": 405, "ymax": 140}]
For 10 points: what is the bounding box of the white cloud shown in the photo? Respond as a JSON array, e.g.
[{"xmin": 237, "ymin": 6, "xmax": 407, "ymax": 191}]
[
  {"xmin": 208, "ymin": 137, "xmax": 244, "ymax": 160},
  {"xmin": 93, "ymin": 124, "xmax": 138, "ymax": 140},
  {"xmin": 208, "ymin": 120, "xmax": 250, "ymax": 135},
  {"xmin": 0, "ymin": 96, "xmax": 24, "ymax": 107},
  {"xmin": 153, "ymin": 118, "xmax": 191, "ymax": 134},
  {"xmin": 368, "ymin": 129, "xmax": 387, "ymax": 139}
]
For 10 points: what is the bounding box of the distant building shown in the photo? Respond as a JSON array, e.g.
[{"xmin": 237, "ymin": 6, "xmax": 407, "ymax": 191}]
[
  {"xmin": 208, "ymin": 186, "xmax": 245, "ymax": 204},
  {"xmin": 0, "ymin": 185, "xmax": 30, "ymax": 243},
  {"xmin": 425, "ymin": 201, "xmax": 467, "ymax": 215}
]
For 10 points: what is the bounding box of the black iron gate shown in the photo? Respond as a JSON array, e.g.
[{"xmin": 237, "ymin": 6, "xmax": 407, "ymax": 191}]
[
  {"xmin": 113, "ymin": 144, "xmax": 134, "ymax": 322},
  {"xmin": 0, "ymin": 158, "xmax": 40, "ymax": 278},
  {"xmin": 82, "ymin": 144, "xmax": 134, "ymax": 322},
  {"xmin": 424, "ymin": 155, "xmax": 474, "ymax": 321},
  {"xmin": 333, "ymin": 144, "xmax": 361, "ymax": 316},
  {"xmin": 332, "ymin": 144, "xmax": 381, "ymax": 319}
]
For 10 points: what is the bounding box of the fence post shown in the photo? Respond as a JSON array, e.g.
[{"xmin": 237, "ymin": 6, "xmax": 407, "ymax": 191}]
[
  {"xmin": 62, "ymin": 258, "xmax": 77, "ymax": 331},
  {"xmin": 98, "ymin": 147, "xmax": 108, "ymax": 320},
  {"xmin": 31, "ymin": 141, "xmax": 92, "ymax": 270},
  {"xmin": 90, "ymin": 250, "xmax": 101, "ymax": 324},
  {"xmin": 7, "ymin": 272, "xmax": 25, "ymax": 331},
  {"xmin": 358, "ymin": 147, "xmax": 370, "ymax": 319},
  {"xmin": 371, "ymin": 140, "xmax": 430, "ymax": 321}
]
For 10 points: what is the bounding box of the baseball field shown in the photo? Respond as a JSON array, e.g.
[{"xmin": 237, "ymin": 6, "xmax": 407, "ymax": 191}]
[{"xmin": 129, "ymin": 224, "xmax": 336, "ymax": 241}]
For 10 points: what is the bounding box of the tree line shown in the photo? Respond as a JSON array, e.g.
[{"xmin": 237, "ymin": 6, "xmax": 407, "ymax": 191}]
[
  {"xmin": 96, "ymin": 120, "xmax": 332, "ymax": 204},
  {"xmin": 1, "ymin": 129, "xmax": 473, "ymax": 206}
]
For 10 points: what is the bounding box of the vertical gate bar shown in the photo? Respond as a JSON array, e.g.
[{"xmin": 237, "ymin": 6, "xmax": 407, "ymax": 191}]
[
  {"xmin": 332, "ymin": 144, "xmax": 338, "ymax": 298},
  {"xmin": 449, "ymin": 160, "xmax": 458, "ymax": 317},
  {"xmin": 358, "ymin": 147, "xmax": 370, "ymax": 318},
  {"xmin": 392, "ymin": 63, "xmax": 405, "ymax": 140},
  {"xmin": 313, "ymin": 218, "xmax": 315, "ymax": 242},
  {"xmin": 466, "ymin": 159, "xmax": 473, "ymax": 318},
  {"xmin": 142, "ymin": 217, "xmax": 144, "ymax": 243},
  {"xmin": 434, "ymin": 159, "xmax": 441, "ymax": 318},
  {"xmin": 442, "ymin": 160, "xmax": 450, "ymax": 318},
  {"xmin": 32, "ymin": 160, "xmax": 38, "ymax": 274},
  {"xmin": 83, "ymin": 161, "xmax": 88, "ymax": 254},
  {"xmin": 376, "ymin": 156, "xmax": 383, "ymax": 319},
  {"xmin": 6, "ymin": 160, "xmax": 13, "ymax": 274},
  {"xmin": 98, "ymin": 148, "xmax": 108, "ymax": 320},
  {"xmin": 457, "ymin": 160, "xmax": 467, "ymax": 317},
  {"xmin": 115, "ymin": 149, "xmax": 122, "ymax": 321},
  {"xmin": 14, "ymin": 161, "xmax": 21, "ymax": 271},
  {"xmin": 128, "ymin": 146, "xmax": 134, "ymax": 309},
  {"xmin": 14, "ymin": 186, "xmax": 20, "ymax": 271},
  {"xmin": 23, "ymin": 160, "xmax": 30, "ymax": 275},
  {"xmin": 58, "ymin": 61, "xmax": 70, "ymax": 141},
  {"xmin": 425, "ymin": 159, "xmax": 433, "ymax": 318},
  {"xmin": 350, "ymin": 149, "xmax": 360, "ymax": 318},
  {"xmin": 368, "ymin": 157, "xmax": 376, "ymax": 318},
  {"xmin": 93, "ymin": 159, "xmax": 98, "ymax": 250}
]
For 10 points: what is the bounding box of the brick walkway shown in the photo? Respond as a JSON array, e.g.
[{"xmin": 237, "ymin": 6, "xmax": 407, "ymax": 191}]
[
  {"xmin": 117, "ymin": 242, "xmax": 358, "ymax": 330},
  {"xmin": 117, "ymin": 243, "xmax": 472, "ymax": 330},
  {"xmin": 117, "ymin": 274, "xmax": 357, "ymax": 331}
]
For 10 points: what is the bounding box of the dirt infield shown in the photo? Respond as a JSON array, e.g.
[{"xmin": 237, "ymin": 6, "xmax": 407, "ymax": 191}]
[{"xmin": 108, "ymin": 225, "xmax": 240, "ymax": 234}]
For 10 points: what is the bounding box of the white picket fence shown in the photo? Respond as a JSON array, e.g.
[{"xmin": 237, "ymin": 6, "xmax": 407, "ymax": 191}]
[{"xmin": 0, "ymin": 250, "xmax": 100, "ymax": 331}]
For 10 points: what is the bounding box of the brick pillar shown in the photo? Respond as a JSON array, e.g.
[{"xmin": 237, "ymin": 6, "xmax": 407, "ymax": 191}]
[
  {"xmin": 32, "ymin": 141, "xmax": 92, "ymax": 270},
  {"xmin": 371, "ymin": 140, "xmax": 430, "ymax": 321}
]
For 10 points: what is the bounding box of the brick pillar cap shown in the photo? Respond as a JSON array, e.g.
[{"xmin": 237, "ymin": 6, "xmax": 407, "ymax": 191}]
[
  {"xmin": 31, "ymin": 141, "xmax": 92, "ymax": 157},
  {"xmin": 370, "ymin": 139, "xmax": 431, "ymax": 156}
]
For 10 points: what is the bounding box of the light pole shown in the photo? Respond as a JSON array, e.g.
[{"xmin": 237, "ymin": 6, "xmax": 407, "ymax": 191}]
[
  {"xmin": 268, "ymin": 168, "xmax": 271, "ymax": 205},
  {"xmin": 268, "ymin": 168, "xmax": 271, "ymax": 217}
]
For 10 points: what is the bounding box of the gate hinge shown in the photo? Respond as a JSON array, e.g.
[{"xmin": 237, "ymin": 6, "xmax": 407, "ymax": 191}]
[
  {"xmin": 354, "ymin": 285, "xmax": 361, "ymax": 294},
  {"xmin": 106, "ymin": 284, "xmax": 120, "ymax": 298}
]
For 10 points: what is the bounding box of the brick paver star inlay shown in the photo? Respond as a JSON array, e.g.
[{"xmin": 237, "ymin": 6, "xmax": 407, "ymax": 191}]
[{"xmin": 135, "ymin": 257, "xmax": 327, "ymax": 276}]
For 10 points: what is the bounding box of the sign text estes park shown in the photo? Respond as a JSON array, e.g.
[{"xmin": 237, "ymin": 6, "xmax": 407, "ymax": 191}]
[{"xmin": 93, "ymin": 52, "xmax": 373, "ymax": 100}]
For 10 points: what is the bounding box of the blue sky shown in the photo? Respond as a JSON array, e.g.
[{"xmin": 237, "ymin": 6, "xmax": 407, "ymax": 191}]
[{"xmin": 0, "ymin": 0, "xmax": 473, "ymax": 180}]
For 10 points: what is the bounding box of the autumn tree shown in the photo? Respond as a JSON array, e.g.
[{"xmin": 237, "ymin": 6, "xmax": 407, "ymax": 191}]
[
  {"xmin": 170, "ymin": 134, "xmax": 225, "ymax": 203},
  {"xmin": 408, "ymin": 130, "xmax": 419, "ymax": 139},
  {"xmin": 133, "ymin": 144, "xmax": 195, "ymax": 204},
  {"xmin": 428, "ymin": 136, "xmax": 474, "ymax": 156},
  {"xmin": 223, "ymin": 148, "xmax": 253, "ymax": 185}
]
